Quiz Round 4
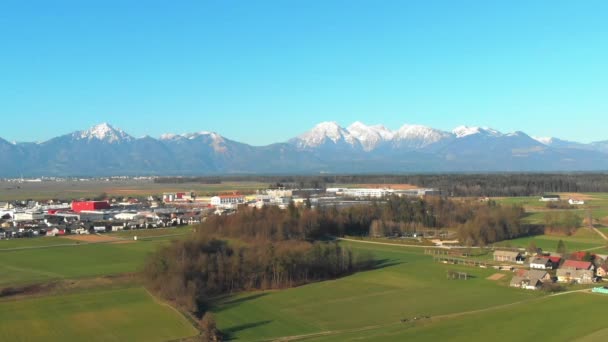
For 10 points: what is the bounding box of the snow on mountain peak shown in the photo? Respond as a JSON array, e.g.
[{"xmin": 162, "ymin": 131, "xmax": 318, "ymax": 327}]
[
  {"xmin": 392, "ymin": 124, "xmax": 452, "ymax": 148},
  {"xmin": 452, "ymin": 126, "xmax": 502, "ymax": 138},
  {"xmin": 160, "ymin": 131, "xmax": 223, "ymax": 141},
  {"xmin": 346, "ymin": 121, "xmax": 393, "ymax": 151},
  {"xmin": 295, "ymin": 121, "xmax": 357, "ymax": 148},
  {"xmin": 533, "ymin": 136, "xmax": 553, "ymax": 145},
  {"xmin": 76, "ymin": 123, "xmax": 133, "ymax": 143}
]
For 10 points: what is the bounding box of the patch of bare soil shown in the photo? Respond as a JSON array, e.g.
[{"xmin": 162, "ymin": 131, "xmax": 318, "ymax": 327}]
[
  {"xmin": 61, "ymin": 234, "xmax": 122, "ymax": 243},
  {"xmin": 0, "ymin": 274, "xmax": 139, "ymax": 301},
  {"xmin": 557, "ymin": 193, "xmax": 596, "ymax": 201},
  {"xmin": 486, "ymin": 273, "xmax": 505, "ymax": 281}
]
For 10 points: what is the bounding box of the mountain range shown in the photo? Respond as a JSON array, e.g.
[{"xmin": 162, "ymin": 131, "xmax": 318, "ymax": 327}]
[{"xmin": 1, "ymin": 122, "xmax": 607, "ymax": 177}]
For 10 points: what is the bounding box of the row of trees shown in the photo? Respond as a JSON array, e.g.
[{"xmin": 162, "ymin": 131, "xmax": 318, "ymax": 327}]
[
  {"xmin": 143, "ymin": 236, "xmax": 373, "ymax": 315},
  {"xmin": 153, "ymin": 173, "xmax": 608, "ymax": 196},
  {"xmin": 543, "ymin": 211, "xmax": 582, "ymax": 235},
  {"xmin": 197, "ymin": 196, "xmax": 527, "ymax": 246}
]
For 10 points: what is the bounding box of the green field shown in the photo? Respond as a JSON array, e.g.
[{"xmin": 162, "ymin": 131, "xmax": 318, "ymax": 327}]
[
  {"xmin": 212, "ymin": 242, "xmax": 540, "ymax": 341},
  {"xmin": 0, "ymin": 236, "xmax": 80, "ymax": 250},
  {"xmin": 0, "ymin": 180, "xmax": 266, "ymax": 201},
  {"xmin": 0, "ymin": 287, "xmax": 198, "ymax": 341},
  {"xmin": 493, "ymin": 230, "xmax": 606, "ymax": 252},
  {"xmin": 0, "ymin": 239, "xmax": 167, "ymax": 286},
  {"xmin": 307, "ymin": 292, "xmax": 608, "ymax": 341}
]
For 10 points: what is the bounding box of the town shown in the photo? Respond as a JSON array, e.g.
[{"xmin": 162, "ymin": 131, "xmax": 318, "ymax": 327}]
[{"xmin": 0, "ymin": 185, "xmax": 440, "ymax": 239}]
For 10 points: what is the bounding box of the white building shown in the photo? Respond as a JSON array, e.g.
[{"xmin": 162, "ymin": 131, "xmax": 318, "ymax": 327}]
[
  {"xmin": 210, "ymin": 195, "xmax": 245, "ymax": 207},
  {"xmin": 568, "ymin": 198, "xmax": 585, "ymax": 205},
  {"xmin": 540, "ymin": 195, "xmax": 560, "ymax": 202},
  {"xmin": 342, "ymin": 188, "xmax": 393, "ymax": 198}
]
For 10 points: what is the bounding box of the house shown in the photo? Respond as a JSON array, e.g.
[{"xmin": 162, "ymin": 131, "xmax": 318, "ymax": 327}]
[
  {"xmin": 561, "ymin": 260, "xmax": 594, "ymax": 271},
  {"xmin": 540, "ymin": 194, "xmax": 560, "ymax": 202},
  {"xmin": 568, "ymin": 198, "xmax": 585, "ymax": 205},
  {"xmin": 556, "ymin": 269, "xmax": 594, "ymax": 284},
  {"xmin": 494, "ymin": 250, "xmax": 522, "ymax": 263},
  {"xmin": 510, "ymin": 270, "xmax": 550, "ymax": 290},
  {"xmin": 541, "ymin": 256, "xmax": 562, "ymax": 269},
  {"xmin": 530, "ymin": 257, "xmax": 554, "ymax": 270},
  {"xmin": 596, "ymin": 265, "xmax": 608, "ymax": 278}
]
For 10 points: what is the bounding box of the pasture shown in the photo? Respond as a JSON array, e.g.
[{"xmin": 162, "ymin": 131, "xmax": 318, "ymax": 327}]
[
  {"xmin": 307, "ymin": 292, "xmax": 608, "ymax": 341},
  {"xmin": 212, "ymin": 242, "xmax": 539, "ymax": 341},
  {"xmin": 0, "ymin": 287, "xmax": 198, "ymax": 341},
  {"xmin": 493, "ymin": 228, "xmax": 606, "ymax": 252},
  {"xmin": 0, "ymin": 238, "xmax": 173, "ymax": 287}
]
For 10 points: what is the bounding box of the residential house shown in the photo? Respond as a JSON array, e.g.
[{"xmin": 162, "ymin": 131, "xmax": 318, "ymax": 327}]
[
  {"xmin": 494, "ymin": 250, "xmax": 522, "ymax": 263},
  {"xmin": 596, "ymin": 265, "xmax": 608, "ymax": 278},
  {"xmin": 561, "ymin": 260, "xmax": 594, "ymax": 271},
  {"xmin": 530, "ymin": 257, "xmax": 554, "ymax": 270},
  {"xmin": 556, "ymin": 269, "xmax": 594, "ymax": 284},
  {"xmin": 510, "ymin": 270, "xmax": 551, "ymax": 290}
]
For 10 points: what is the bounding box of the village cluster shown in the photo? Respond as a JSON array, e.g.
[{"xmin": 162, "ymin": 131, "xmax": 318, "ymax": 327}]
[
  {"xmin": 492, "ymin": 249, "xmax": 608, "ymax": 290},
  {"xmin": 0, "ymin": 187, "xmax": 440, "ymax": 239}
]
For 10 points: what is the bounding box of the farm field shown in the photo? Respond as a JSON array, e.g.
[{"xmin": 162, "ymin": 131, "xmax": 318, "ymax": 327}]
[
  {"xmin": 212, "ymin": 242, "xmax": 540, "ymax": 341},
  {"xmin": 493, "ymin": 230, "xmax": 606, "ymax": 253},
  {"xmin": 0, "ymin": 236, "xmax": 80, "ymax": 250},
  {"xmin": 0, "ymin": 238, "xmax": 170, "ymax": 287},
  {"xmin": 0, "ymin": 179, "xmax": 267, "ymax": 201},
  {"xmin": 307, "ymin": 292, "xmax": 608, "ymax": 341},
  {"xmin": 0, "ymin": 287, "xmax": 198, "ymax": 342}
]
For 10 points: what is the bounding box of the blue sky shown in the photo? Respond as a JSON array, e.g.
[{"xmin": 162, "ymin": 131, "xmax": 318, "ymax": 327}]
[{"xmin": 1, "ymin": 0, "xmax": 607, "ymax": 145}]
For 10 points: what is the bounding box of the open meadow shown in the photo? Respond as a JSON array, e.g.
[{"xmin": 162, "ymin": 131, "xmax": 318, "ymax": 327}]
[
  {"xmin": 1, "ymin": 231, "xmax": 607, "ymax": 341},
  {"xmin": 211, "ymin": 242, "xmax": 542, "ymax": 341},
  {"xmin": 0, "ymin": 287, "xmax": 198, "ymax": 342},
  {"xmin": 0, "ymin": 230, "xmax": 191, "ymax": 287}
]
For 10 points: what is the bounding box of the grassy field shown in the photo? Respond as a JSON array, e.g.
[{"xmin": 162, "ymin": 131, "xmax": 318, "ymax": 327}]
[
  {"xmin": 307, "ymin": 292, "xmax": 608, "ymax": 341},
  {"xmin": 0, "ymin": 287, "xmax": 198, "ymax": 341},
  {"xmin": 0, "ymin": 238, "xmax": 170, "ymax": 287},
  {"xmin": 493, "ymin": 230, "xmax": 606, "ymax": 252},
  {"xmin": 212, "ymin": 242, "xmax": 540, "ymax": 341},
  {"xmin": 0, "ymin": 180, "xmax": 266, "ymax": 201},
  {"xmin": 0, "ymin": 236, "xmax": 80, "ymax": 250}
]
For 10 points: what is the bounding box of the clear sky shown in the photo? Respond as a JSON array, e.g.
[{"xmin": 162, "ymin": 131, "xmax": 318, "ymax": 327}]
[{"xmin": 1, "ymin": 0, "xmax": 607, "ymax": 145}]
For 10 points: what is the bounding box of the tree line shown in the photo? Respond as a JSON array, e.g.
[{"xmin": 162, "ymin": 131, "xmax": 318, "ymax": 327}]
[
  {"xmin": 198, "ymin": 196, "xmax": 529, "ymax": 245},
  {"xmin": 153, "ymin": 173, "xmax": 608, "ymax": 196},
  {"xmin": 143, "ymin": 236, "xmax": 373, "ymax": 315}
]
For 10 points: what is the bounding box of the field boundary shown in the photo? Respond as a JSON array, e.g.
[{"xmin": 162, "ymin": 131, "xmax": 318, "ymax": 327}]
[{"xmin": 0, "ymin": 231, "xmax": 191, "ymax": 252}]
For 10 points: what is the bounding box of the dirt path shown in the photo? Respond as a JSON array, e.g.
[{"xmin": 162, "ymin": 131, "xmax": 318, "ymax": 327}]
[{"xmin": 591, "ymin": 227, "xmax": 608, "ymax": 241}]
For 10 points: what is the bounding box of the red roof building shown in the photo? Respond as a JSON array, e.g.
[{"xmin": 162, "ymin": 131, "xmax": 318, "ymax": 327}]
[
  {"xmin": 561, "ymin": 260, "xmax": 593, "ymax": 271},
  {"xmin": 71, "ymin": 201, "xmax": 111, "ymax": 213}
]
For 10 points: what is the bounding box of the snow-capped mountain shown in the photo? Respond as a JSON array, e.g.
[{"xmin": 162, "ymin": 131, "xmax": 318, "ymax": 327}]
[
  {"xmin": 533, "ymin": 136, "xmax": 593, "ymax": 150},
  {"xmin": 291, "ymin": 121, "xmax": 359, "ymax": 150},
  {"xmin": 393, "ymin": 124, "xmax": 453, "ymax": 150},
  {"xmin": 69, "ymin": 123, "xmax": 134, "ymax": 144},
  {"xmin": 346, "ymin": 121, "xmax": 393, "ymax": 151},
  {"xmin": 2, "ymin": 121, "xmax": 608, "ymax": 177},
  {"xmin": 452, "ymin": 126, "xmax": 502, "ymax": 138}
]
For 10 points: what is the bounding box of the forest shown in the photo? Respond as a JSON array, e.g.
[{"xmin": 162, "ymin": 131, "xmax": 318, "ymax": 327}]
[
  {"xmin": 143, "ymin": 237, "xmax": 372, "ymax": 315},
  {"xmin": 144, "ymin": 197, "xmax": 529, "ymax": 312}
]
